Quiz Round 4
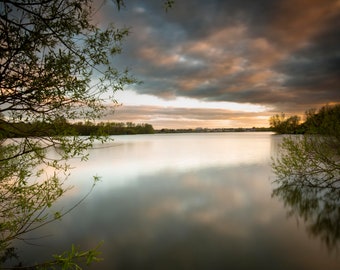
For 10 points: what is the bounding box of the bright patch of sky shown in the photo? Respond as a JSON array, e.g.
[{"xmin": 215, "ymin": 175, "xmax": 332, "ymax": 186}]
[{"xmin": 114, "ymin": 90, "xmax": 270, "ymax": 113}]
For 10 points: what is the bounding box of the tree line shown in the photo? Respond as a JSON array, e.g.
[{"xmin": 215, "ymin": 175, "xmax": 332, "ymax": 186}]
[
  {"xmin": 0, "ymin": 118, "xmax": 155, "ymax": 138},
  {"xmin": 157, "ymin": 127, "xmax": 272, "ymax": 133},
  {"xmin": 75, "ymin": 121, "xmax": 155, "ymax": 135},
  {"xmin": 269, "ymin": 104, "xmax": 340, "ymax": 135}
]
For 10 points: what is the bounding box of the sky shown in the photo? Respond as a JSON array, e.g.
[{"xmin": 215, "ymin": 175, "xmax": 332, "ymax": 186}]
[{"xmin": 95, "ymin": 0, "xmax": 339, "ymax": 129}]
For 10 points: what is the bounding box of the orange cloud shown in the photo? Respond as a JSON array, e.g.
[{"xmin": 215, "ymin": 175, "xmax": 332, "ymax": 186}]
[
  {"xmin": 270, "ymin": 0, "xmax": 339, "ymax": 48},
  {"xmin": 138, "ymin": 47, "xmax": 180, "ymax": 67}
]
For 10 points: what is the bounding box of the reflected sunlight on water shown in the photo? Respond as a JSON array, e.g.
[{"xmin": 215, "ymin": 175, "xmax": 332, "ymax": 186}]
[{"xmin": 69, "ymin": 133, "xmax": 273, "ymax": 188}]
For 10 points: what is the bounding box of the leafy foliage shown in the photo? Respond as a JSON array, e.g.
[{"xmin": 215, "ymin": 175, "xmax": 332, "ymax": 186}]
[
  {"xmin": 273, "ymin": 135, "xmax": 340, "ymax": 188},
  {"xmin": 1, "ymin": 120, "xmax": 155, "ymax": 137},
  {"xmin": 1, "ymin": 0, "xmax": 173, "ymax": 267},
  {"xmin": 272, "ymin": 104, "xmax": 340, "ymax": 249},
  {"xmin": 269, "ymin": 113, "xmax": 301, "ymax": 134},
  {"xmin": 269, "ymin": 104, "xmax": 340, "ymax": 135},
  {"xmin": 0, "ymin": 0, "xmax": 135, "ymax": 267},
  {"xmin": 303, "ymin": 104, "xmax": 340, "ymax": 138}
]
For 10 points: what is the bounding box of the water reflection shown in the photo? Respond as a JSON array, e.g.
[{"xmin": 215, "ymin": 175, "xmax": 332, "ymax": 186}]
[
  {"xmin": 71, "ymin": 133, "xmax": 272, "ymax": 187},
  {"xmin": 271, "ymin": 134, "xmax": 340, "ymax": 252},
  {"xmin": 28, "ymin": 164, "xmax": 288, "ymax": 270},
  {"xmin": 91, "ymin": 165, "xmax": 274, "ymax": 269},
  {"xmin": 272, "ymin": 180, "xmax": 340, "ymax": 250},
  {"xmin": 10, "ymin": 133, "xmax": 340, "ymax": 270}
]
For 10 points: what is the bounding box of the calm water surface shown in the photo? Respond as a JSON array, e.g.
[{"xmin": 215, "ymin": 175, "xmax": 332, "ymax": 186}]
[{"xmin": 14, "ymin": 133, "xmax": 340, "ymax": 269}]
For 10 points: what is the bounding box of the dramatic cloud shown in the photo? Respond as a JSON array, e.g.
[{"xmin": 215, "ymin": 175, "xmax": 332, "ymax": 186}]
[{"xmin": 95, "ymin": 0, "xmax": 340, "ymax": 128}]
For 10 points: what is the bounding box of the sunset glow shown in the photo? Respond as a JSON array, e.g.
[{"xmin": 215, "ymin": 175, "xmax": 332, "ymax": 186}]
[
  {"xmin": 95, "ymin": 0, "xmax": 339, "ymax": 129},
  {"xmin": 117, "ymin": 90, "xmax": 271, "ymax": 110}
]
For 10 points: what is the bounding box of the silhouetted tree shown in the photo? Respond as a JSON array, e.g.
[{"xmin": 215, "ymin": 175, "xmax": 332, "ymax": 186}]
[{"xmin": 269, "ymin": 113, "xmax": 301, "ymax": 134}]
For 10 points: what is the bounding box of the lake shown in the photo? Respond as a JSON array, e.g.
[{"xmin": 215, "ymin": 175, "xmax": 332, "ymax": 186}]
[{"xmin": 13, "ymin": 132, "xmax": 340, "ymax": 269}]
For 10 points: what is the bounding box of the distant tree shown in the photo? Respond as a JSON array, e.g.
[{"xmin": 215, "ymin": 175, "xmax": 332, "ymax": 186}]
[
  {"xmin": 304, "ymin": 104, "xmax": 340, "ymax": 137},
  {"xmin": 269, "ymin": 113, "xmax": 286, "ymax": 132},
  {"xmin": 269, "ymin": 113, "xmax": 301, "ymax": 134}
]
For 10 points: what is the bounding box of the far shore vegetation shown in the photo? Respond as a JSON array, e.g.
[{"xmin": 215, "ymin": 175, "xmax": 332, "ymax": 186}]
[
  {"xmin": 0, "ymin": 118, "xmax": 156, "ymax": 137},
  {"xmin": 2, "ymin": 103, "xmax": 339, "ymax": 138},
  {"xmin": 156, "ymin": 127, "xmax": 272, "ymax": 133},
  {"xmin": 270, "ymin": 104, "xmax": 340, "ymax": 135},
  {"xmin": 1, "ymin": 118, "xmax": 274, "ymax": 138}
]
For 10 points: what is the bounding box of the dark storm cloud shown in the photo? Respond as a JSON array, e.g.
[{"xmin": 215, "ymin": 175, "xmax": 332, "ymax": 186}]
[
  {"xmin": 100, "ymin": 0, "xmax": 340, "ymax": 112},
  {"xmin": 273, "ymin": 14, "xmax": 340, "ymax": 104}
]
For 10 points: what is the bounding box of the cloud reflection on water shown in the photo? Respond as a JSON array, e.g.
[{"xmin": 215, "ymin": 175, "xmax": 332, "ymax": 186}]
[
  {"xmin": 13, "ymin": 133, "xmax": 340, "ymax": 270},
  {"xmin": 69, "ymin": 133, "xmax": 273, "ymax": 189}
]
